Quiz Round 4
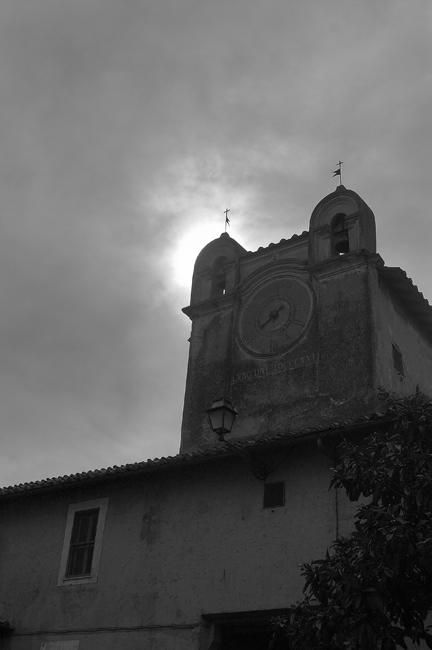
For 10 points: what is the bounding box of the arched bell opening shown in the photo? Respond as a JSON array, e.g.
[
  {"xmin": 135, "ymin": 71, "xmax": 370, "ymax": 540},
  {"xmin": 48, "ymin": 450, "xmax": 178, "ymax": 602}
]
[
  {"xmin": 331, "ymin": 213, "xmax": 349, "ymax": 255},
  {"xmin": 211, "ymin": 256, "xmax": 227, "ymax": 297}
]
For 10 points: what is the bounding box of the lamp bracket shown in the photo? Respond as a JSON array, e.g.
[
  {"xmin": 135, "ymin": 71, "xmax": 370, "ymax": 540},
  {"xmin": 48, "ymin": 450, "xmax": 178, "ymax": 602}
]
[{"xmin": 220, "ymin": 438, "xmax": 282, "ymax": 481}]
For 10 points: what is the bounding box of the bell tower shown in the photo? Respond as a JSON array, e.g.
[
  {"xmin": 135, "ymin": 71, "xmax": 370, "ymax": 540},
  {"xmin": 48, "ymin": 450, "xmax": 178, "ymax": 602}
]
[
  {"xmin": 180, "ymin": 186, "xmax": 432, "ymax": 454},
  {"xmin": 308, "ymin": 184, "xmax": 376, "ymax": 264}
]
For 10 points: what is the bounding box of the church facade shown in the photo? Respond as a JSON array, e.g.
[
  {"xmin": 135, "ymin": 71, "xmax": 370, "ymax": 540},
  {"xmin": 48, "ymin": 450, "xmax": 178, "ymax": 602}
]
[{"xmin": 1, "ymin": 186, "xmax": 432, "ymax": 650}]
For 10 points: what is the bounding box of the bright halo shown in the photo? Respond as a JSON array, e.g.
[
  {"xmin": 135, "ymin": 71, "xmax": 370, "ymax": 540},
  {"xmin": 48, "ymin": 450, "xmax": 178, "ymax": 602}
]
[{"xmin": 172, "ymin": 222, "xmax": 223, "ymax": 289}]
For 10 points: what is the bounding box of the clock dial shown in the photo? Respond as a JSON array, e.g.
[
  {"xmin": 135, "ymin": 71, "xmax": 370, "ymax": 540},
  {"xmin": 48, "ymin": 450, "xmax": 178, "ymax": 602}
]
[{"xmin": 237, "ymin": 276, "xmax": 314, "ymax": 358}]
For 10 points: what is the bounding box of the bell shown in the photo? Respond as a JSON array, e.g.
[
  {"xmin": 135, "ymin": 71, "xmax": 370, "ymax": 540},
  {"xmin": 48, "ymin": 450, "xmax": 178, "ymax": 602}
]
[{"xmin": 334, "ymin": 228, "xmax": 349, "ymax": 254}]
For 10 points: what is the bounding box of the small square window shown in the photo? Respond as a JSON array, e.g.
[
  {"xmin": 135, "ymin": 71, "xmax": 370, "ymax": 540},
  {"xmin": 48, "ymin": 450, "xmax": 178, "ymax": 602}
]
[
  {"xmin": 263, "ymin": 482, "xmax": 285, "ymax": 508},
  {"xmin": 58, "ymin": 498, "xmax": 108, "ymax": 586}
]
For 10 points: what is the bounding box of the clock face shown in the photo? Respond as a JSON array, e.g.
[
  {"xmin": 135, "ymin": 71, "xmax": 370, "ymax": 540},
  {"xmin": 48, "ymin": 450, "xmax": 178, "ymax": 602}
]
[{"xmin": 237, "ymin": 276, "xmax": 314, "ymax": 358}]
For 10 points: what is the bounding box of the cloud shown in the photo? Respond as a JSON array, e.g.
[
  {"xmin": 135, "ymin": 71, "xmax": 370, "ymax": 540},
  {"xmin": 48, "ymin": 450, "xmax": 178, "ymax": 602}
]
[{"xmin": 0, "ymin": 0, "xmax": 430, "ymax": 486}]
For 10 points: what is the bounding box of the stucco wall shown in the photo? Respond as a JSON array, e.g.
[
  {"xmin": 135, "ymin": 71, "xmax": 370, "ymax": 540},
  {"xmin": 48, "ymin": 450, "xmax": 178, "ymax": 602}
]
[
  {"xmin": 372, "ymin": 276, "xmax": 432, "ymax": 397},
  {"xmin": 182, "ymin": 252, "xmax": 381, "ymax": 454},
  {"xmin": 312, "ymin": 255, "xmax": 376, "ymax": 420},
  {"xmin": 0, "ymin": 445, "xmax": 356, "ymax": 649},
  {"xmin": 228, "ymin": 254, "xmax": 378, "ymax": 439}
]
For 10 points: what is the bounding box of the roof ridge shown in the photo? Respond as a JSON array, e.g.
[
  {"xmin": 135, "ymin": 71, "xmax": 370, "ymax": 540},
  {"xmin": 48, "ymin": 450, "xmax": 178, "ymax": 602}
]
[
  {"xmin": 0, "ymin": 411, "xmax": 388, "ymax": 497},
  {"xmin": 244, "ymin": 230, "xmax": 309, "ymax": 256}
]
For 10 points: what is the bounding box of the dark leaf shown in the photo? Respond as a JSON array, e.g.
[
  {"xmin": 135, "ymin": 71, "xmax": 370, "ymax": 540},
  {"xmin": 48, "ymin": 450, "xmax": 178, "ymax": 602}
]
[{"xmin": 272, "ymin": 390, "xmax": 432, "ymax": 650}]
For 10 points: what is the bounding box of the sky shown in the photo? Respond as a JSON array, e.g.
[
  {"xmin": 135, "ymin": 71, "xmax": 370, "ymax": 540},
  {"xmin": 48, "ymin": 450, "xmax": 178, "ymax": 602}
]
[{"xmin": 0, "ymin": 0, "xmax": 431, "ymax": 488}]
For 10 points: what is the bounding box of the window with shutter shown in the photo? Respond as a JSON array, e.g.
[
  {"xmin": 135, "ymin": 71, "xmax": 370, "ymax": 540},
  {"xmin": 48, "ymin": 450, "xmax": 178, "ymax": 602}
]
[{"xmin": 57, "ymin": 498, "xmax": 108, "ymax": 586}]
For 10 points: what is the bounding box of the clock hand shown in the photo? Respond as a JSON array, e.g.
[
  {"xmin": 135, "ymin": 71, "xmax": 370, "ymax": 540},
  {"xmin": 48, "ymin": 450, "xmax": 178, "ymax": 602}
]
[{"xmin": 260, "ymin": 304, "xmax": 284, "ymax": 329}]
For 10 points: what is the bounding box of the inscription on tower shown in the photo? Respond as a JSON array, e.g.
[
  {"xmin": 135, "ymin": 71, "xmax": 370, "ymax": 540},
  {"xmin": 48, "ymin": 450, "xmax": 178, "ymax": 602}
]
[{"xmin": 231, "ymin": 352, "xmax": 318, "ymax": 385}]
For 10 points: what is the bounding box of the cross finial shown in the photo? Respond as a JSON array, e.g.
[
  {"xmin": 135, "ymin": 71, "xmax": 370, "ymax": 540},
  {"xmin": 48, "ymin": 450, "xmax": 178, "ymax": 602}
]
[
  {"xmin": 332, "ymin": 161, "xmax": 343, "ymax": 185},
  {"xmin": 224, "ymin": 209, "xmax": 230, "ymax": 232}
]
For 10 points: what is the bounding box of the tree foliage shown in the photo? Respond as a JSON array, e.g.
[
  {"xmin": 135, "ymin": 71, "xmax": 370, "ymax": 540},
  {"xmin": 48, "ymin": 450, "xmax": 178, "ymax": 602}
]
[{"xmin": 272, "ymin": 389, "xmax": 432, "ymax": 650}]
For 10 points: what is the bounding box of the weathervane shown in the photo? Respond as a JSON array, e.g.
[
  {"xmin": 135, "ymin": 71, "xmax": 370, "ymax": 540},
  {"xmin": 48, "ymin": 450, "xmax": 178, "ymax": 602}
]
[
  {"xmin": 332, "ymin": 161, "xmax": 343, "ymax": 186},
  {"xmin": 224, "ymin": 208, "xmax": 230, "ymax": 233}
]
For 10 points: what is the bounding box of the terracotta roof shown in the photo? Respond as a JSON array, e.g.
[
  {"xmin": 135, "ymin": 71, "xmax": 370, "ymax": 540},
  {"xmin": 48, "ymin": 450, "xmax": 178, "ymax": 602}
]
[
  {"xmin": 0, "ymin": 412, "xmax": 386, "ymax": 498},
  {"xmin": 245, "ymin": 230, "xmax": 309, "ymax": 256}
]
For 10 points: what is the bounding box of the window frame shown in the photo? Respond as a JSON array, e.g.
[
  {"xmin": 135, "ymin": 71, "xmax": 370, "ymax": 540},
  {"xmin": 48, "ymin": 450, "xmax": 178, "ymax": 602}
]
[
  {"xmin": 263, "ymin": 481, "xmax": 285, "ymax": 509},
  {"xmin": 57, "ymin": 497, "xmax": 108, "ymax": 587},
  {"xmin": 392, "ymin": 342, "xmax": 404, "ymax": 376}
]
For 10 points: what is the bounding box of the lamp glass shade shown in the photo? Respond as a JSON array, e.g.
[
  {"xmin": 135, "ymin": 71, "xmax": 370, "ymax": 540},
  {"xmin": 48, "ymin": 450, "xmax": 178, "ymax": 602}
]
[{"xmin": 207, "ymin": 398, "xmax": 238, "ymax": 435}]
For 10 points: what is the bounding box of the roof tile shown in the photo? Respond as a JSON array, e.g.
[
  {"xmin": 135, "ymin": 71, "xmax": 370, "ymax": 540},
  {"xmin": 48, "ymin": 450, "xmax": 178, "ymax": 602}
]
[{"xmin": 0, "ymin": 411, "xmax": 390, "ymax": 497}]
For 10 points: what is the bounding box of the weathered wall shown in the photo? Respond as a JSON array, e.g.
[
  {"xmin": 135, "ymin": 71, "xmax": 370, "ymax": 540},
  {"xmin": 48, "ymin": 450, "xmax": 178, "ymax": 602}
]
[
  {"xmin": 293, "ymin": 254, "xmax": 377, "ymax": 426},
  {"xmin": 182, "ymin": 242, "xmax": 432, "ymax": 457},
  {"xmin": 181, "ymin": 302, "xmax": 236, "ymax": 451},
  {"xmin": 182, "ymin": 250, "xmax": 380, "ymax": 454},
  {"xmin": 372, "ymin": 276, "xmax": 432, "ymax": 397},
  {"xmin": 181, "ymin": 235, "xmax": 311, "ymax": 454},
  {"xmin": 0, "ymin": 446, "xmax": 356, "ymax": 649}
]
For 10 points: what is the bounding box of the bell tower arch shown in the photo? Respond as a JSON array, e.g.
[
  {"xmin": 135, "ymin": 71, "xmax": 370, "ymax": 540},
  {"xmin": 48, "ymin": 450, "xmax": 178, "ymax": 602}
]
[
  {"xmin": 189, "ymin": 232, "xmax": 246, "ymax": 306},
  {"xmin": 308, "ymin": 185, "xmax": 376, "ymax": 265}
]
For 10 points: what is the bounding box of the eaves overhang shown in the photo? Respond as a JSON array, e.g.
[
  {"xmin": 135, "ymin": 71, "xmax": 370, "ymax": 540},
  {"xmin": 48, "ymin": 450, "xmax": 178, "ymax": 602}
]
[{"xmin": 0, "ymin": 412, "xmax": 388, "ymax": 499}]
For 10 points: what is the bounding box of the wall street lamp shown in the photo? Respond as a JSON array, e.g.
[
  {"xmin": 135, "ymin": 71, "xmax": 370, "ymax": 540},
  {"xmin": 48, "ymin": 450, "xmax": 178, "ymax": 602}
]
[
  {"xmin": 207, "ymin": 397, "xmax": 270, "ymax": 481},
  {"xmin": 206, "ymin": 397, "xmax": 238, "ymax": 441}
]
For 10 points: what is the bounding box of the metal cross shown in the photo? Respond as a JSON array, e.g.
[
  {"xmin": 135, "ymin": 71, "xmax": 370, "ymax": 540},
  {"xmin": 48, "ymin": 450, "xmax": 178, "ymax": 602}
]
[
  {"xmin": 224, "ymin": 209, "xmax": 230, "ymax": 232},
  {"xmin": 333, "ymin": 160, "xmax": 343, "ymax": 185}
]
